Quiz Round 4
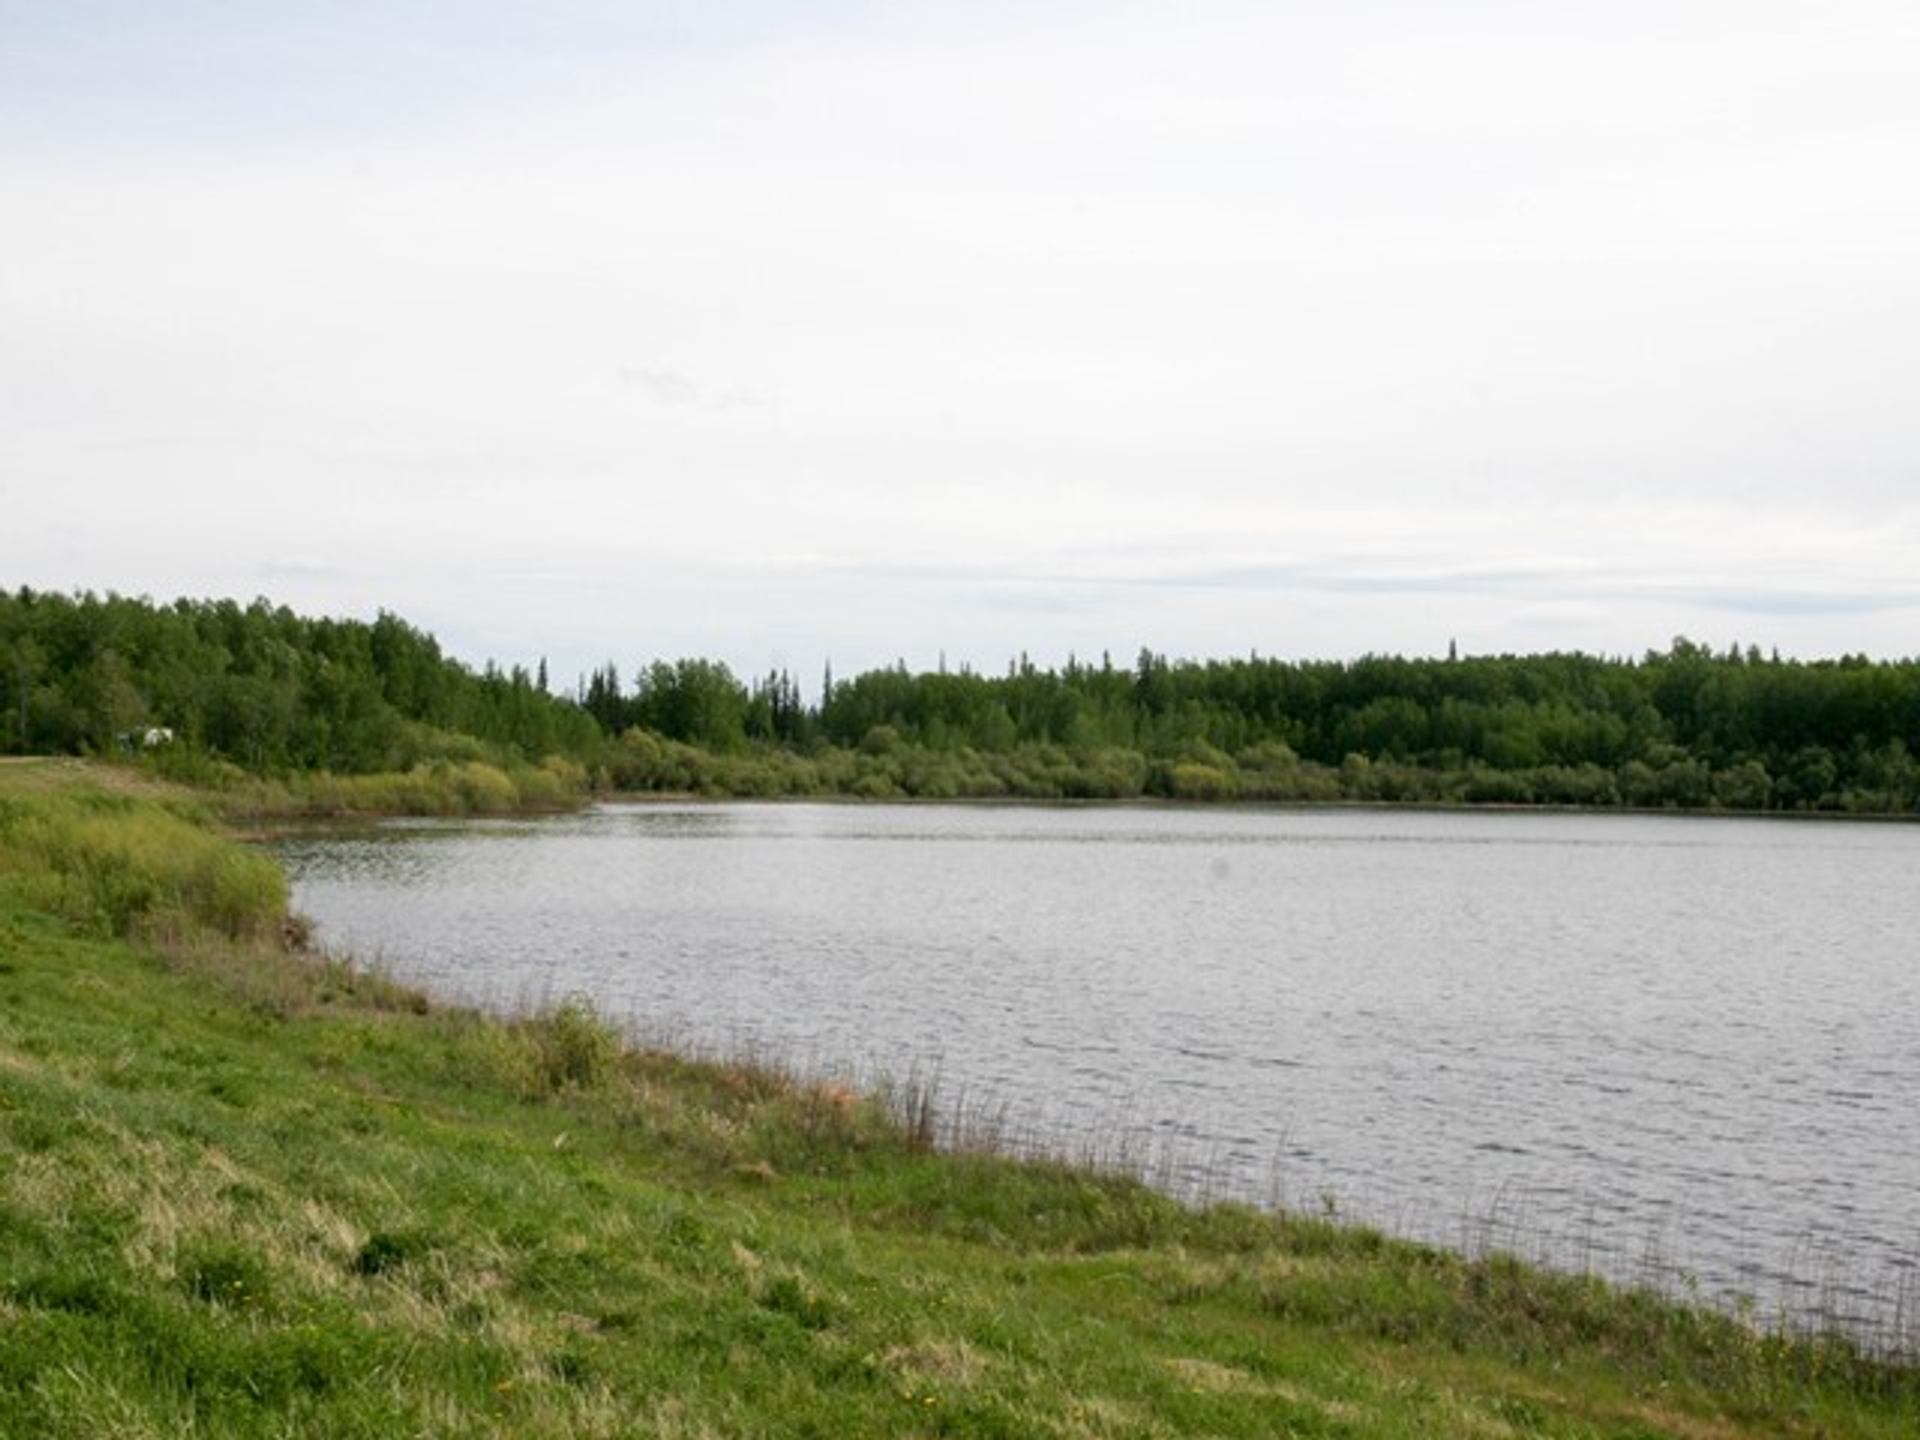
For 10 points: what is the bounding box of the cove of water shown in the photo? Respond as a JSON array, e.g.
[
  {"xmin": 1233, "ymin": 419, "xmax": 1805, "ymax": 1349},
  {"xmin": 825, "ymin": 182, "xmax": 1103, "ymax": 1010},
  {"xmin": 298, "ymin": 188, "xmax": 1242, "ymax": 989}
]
[{"xmin": 275, "ymin": 803, "xmax": 1920, "ymax": 1342}]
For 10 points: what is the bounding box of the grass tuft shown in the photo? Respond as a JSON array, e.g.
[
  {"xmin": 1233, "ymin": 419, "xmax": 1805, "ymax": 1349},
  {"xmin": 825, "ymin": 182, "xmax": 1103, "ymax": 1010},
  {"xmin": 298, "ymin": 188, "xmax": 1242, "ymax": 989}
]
[
  {"xmin": 177, "ymin": 1241, "xmax": 273, "ymax": 1311},
  {"xmin": 352, "ymin": 1231, "xmax": 429, "ymax": 1277}
]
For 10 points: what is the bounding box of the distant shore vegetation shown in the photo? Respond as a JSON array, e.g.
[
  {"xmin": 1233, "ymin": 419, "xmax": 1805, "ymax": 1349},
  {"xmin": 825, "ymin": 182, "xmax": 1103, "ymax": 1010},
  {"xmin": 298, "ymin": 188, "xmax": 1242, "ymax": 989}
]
[{"xmin": 5, "ymin": 586, "xmax": 1920, "ymax": 815}]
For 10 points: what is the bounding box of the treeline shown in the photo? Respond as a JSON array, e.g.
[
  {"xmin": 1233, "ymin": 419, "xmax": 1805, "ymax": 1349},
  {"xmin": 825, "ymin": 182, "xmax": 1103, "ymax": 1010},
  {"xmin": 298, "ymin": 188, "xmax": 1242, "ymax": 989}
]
[
  {"xmin": 0, "ymin": 588, "xmax": 595, "ymax": 777},
  {"xmin": 8, "ymin": 587, "xmax": 1920, "ymax": 813},
  {"xmin": 586, "ymin": 642, "xmax": 1920, "ymax": 812}
]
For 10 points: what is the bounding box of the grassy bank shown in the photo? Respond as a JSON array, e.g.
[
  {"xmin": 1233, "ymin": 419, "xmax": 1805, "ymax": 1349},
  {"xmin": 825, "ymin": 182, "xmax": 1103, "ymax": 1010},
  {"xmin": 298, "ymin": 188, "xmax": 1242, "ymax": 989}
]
[
  {"xmin": 1, "ymin": 765, "xmax": 1915, "ymax": 1436},
  {"xmin": 128, "ymin": 751, "xmax": 594, "ymax": 820}
]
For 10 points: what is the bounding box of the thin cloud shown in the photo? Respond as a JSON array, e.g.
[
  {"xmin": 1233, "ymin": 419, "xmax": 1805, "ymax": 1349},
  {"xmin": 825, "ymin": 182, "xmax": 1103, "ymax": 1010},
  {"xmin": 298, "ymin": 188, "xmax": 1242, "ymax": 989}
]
[{"xmin": 3, "ymin": 2, "xmax": 1917, "ymax": 676}]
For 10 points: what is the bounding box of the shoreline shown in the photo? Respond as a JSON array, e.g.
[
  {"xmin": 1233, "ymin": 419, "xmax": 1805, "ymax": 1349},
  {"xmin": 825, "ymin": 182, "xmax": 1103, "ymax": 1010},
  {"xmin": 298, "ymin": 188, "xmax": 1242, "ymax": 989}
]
[
  {"xmin": 14, "ymin": 753, "xmax": 1920, "ymax": 825},
  {"xmin": 272, "ymin": 791, "xmax": 1920, "ymax": 1353},
  {"xmin": 588, "ymin": 789, "xmax": 1920, "ymax": 824},
  {"xmin": 4, "ymin": 763, "xmax": 1918, "ymax": 1434}
]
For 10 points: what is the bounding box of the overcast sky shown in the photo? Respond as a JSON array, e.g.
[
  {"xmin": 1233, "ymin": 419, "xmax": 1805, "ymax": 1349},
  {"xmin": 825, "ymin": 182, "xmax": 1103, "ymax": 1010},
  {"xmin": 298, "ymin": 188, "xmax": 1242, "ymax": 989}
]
[{"xmin": 3, "ymin": 1, "xmax": 1917, "ymax": 687}]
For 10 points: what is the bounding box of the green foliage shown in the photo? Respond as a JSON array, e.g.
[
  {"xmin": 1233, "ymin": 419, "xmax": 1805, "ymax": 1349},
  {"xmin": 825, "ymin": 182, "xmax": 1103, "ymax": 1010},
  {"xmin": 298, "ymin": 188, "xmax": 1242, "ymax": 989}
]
[
  {"xmin": 200, "ymin": 759, "xmax": 590, "ymax": 821},
  {"xmin": 10, "ymin": 589, "xmax": 1920, "ymax": 814},
  {"xmin": 520, "ymin": 998, "xmax": 623, "ymax": 1094},
  {"xmin": 0, "ymin": 786, "xmax": 286, "ymax": 940},
  {"xmin": 593, "ymin": 639, "xmax": 1920, "ymax": 813},
  {"xmin": 0, "ymin": 589, "xmax": 598, "ymax": 777},
  {"xmin": 1166, "ymin": 760, "xmax": 1238, "ymax": 801},
  {"xmin": 177, "ymin": 1239, "xmax": 275, "ymax": 1311}
]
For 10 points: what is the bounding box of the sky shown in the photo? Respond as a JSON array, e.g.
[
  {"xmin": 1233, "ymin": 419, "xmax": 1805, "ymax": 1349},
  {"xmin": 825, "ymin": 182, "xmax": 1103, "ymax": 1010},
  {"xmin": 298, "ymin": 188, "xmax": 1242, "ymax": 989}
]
[{"xmin": 3, "ymin": 1, "xmax": 1918, "ymax": 689}]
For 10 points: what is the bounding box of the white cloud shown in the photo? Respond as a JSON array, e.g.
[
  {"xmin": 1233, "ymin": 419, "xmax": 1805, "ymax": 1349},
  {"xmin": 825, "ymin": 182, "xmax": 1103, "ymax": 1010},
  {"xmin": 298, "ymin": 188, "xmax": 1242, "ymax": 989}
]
[{"xmin": 3, "ymin": 1, "xmax": 1918, "ymax": 679}]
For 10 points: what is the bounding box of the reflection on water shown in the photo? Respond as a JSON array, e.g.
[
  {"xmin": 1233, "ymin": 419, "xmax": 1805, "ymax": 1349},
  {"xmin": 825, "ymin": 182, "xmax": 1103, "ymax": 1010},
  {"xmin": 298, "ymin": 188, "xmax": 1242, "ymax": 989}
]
[{"xmin": 275, "ymin": 803, "xmax": 1920, "ymax": 1342}]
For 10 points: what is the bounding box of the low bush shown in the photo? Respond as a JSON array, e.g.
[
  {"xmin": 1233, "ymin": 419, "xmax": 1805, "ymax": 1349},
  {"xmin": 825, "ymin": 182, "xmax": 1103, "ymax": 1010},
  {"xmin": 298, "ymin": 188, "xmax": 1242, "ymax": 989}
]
[{"xmin": 0, "ymin": 789, "xmax": 286, "ymax": 940}]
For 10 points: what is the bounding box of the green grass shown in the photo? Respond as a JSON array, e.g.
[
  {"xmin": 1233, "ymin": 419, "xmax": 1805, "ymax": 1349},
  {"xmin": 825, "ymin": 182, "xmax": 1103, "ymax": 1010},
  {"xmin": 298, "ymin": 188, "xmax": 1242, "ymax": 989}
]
[
  {"xmin": 0, "ymin": 763, "xmax": 1915, "ymax": 1436},
  {"xmin": 101, "ymin": 747, "xmax": 592, "ymax": 820},
  {"xmin": 204, "ymin": 756, "xmax": 591, "ymax": 820},
  {"xmin": 0, "ymin": 764, "xmax": 285, "ymax": 941}
]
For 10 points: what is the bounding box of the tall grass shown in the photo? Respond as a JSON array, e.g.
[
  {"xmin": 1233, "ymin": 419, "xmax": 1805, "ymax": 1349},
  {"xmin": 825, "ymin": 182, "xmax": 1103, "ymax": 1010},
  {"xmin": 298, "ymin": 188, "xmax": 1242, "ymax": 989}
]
[
  {"xmin": 0, "ymin": 787, "xmax": 285, "ymax": 940},
  {"xmin": 209, "ymin": 756, "xmax": 590, "ymax": 820}
]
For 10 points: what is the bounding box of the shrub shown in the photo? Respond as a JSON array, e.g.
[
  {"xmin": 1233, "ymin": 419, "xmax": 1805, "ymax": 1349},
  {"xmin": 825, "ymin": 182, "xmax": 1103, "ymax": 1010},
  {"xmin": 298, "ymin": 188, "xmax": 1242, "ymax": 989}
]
[
  {"xmin": 522, "ymin": 998, "xmax": 621, "ymax": 1093},
  {"xmin": 190, "ymin": 846, "xmax": 289, "ymax": 939},
  {"xmin": 0, "ymin": 790, "xmax": 287, "ymax": 940},
  {"xmin": 1165, "ymin": 762, "xmax": 1237, "ymax": 801},
  {"xmin": 447, "ymin": 761, "xmax": 519, "ymax": 813}
]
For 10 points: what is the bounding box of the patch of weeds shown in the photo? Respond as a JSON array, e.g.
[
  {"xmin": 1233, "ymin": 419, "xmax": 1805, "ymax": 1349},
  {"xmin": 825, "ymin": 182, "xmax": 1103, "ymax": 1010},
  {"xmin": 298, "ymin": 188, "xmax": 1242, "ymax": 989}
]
[
  {"xmin": 10, "ymin": 1269, "xmax": 123, "ymax": 1316},
  {"xmin": 528, "ymin": 998, "xmax": 621, "ymax": 1092},
  {"xmin": 1489, "ymin": 1393, "xmax": 1549, "ymax": 1429},
  {"xmin": 65, "ymin": 1194, "xmax": 138, "ymax": 1250},
  {"xmin": 483, "ymin": 998, "xmax": 624, "ymax": 1097},
  {"xmin": 178, "ymin": 1239, "xmax": 273, "ymax": 1311},
  {"xmin": 548, "ymin": 1345, "xmax": 595, "ymax": 1386},
  {"xmin": 5, "ymin": 1111, "xmax": 62, "ymax": 1153},
  {"xmin": 1185, "ymin": 1201, "xmax": 1276, "ymax": 1254},
  {"xmin": 352, "ymin": 1229, "xmax": 430, "ymax": 1277},
  {"xmin": 759, "ymin": 1272, "xmax": 837, "ymax": 1331},
  {"xmin": 668, "ymin": 1205, "xmax": 714, "ymax": 1251},
  {"xmin": 249, "ymin": 1322, "xmax": 356, "ymax": 1401},
  {"xmin": 218, "ymin": 1179, "xmax": 270, "ymax": 1214},
  {"xmin": 202, "ymin": 1071, "xmax": 254, "ymax": 1108}
]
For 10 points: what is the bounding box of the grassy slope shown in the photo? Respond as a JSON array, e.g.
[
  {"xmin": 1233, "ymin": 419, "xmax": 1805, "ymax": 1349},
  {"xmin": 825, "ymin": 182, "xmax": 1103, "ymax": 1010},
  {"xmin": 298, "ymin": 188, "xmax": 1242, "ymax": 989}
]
[{"xmin": 0, "ymin": 764, "xmax": 1914, "ymax": 1438}]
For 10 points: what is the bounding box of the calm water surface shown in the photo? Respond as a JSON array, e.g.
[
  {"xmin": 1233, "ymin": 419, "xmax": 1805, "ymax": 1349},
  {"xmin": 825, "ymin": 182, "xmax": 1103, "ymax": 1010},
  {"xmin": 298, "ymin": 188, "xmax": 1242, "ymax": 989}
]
[{"xmin": 276, "ymin": 803, "xmax": 1920, "ymax": 1338}]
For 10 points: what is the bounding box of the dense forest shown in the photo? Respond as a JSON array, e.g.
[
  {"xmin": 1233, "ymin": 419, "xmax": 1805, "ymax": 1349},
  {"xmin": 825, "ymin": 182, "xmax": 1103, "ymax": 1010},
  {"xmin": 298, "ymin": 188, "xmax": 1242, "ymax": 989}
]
[
  {"xmin": 0, "ymin": 589, "xmax": 594, "ymax": 773},
  {"xmin": 6, "ymin": 587, "xmax": 1920, "ymax": 813}
]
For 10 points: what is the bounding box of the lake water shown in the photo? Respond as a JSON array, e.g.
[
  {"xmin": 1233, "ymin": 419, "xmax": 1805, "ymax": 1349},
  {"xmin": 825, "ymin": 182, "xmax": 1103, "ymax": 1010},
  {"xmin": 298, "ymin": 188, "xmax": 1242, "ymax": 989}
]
[{"xmin": 275, "ymin": 802, "xmax": 1920, "ymax": 1342}]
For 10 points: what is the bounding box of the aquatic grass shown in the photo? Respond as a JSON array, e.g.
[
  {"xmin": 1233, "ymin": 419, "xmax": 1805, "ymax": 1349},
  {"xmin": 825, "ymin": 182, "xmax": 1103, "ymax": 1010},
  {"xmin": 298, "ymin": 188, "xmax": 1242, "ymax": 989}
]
[
  {"xmin": 495, "ymin": 1016, "xmax": 1920, "ymax": 1369},
  {"xmin": 491, "ymin": 997, "xmax": 624, "ymax": 1097}
]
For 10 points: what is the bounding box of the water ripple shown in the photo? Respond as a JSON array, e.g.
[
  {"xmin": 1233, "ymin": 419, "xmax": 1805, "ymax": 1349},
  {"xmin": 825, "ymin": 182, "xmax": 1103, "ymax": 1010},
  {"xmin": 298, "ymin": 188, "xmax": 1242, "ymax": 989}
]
[{"xmin": 277, "ymin": 802, "xmax": 1920, "ymax": 1345}]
